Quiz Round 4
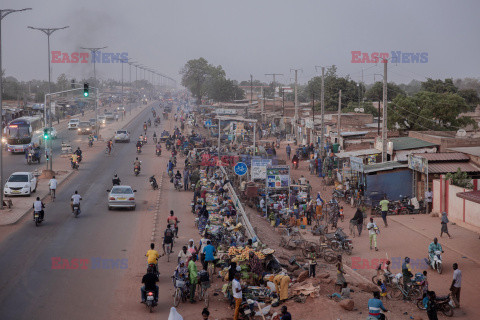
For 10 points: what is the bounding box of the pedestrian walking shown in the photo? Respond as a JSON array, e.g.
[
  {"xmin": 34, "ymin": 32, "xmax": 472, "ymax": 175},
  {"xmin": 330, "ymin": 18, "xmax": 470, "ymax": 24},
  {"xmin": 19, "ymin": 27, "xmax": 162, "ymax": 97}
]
[
  {"xmin": 367, "ymin": 217, "xmax": 379, "ymax": 251},
  {"xmin": 286, "ymin": 144, "xmax": 291, "ymax": 160},
  {"xmin": 450, "ymin": 263, "xmax": 461, "ymax": 307},
  {"xmin": 350, "ymin": 207, "xmax": 364, "ymax": 237},
  {"xmin": 440, "ymin": 212, "xmax": 452, "ymax": 238},
  {"xmin": 379, "ymin": 196, "xmax": 389, "ymax": 227}
]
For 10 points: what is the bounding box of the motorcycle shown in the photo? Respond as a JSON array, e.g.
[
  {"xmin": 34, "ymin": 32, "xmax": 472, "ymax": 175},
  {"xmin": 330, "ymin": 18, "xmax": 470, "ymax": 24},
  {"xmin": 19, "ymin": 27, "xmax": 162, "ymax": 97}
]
[
  {"xmin": 72, "ymin": 203, "xmax": 80, "ymax": 218},
  {"xmin": 153, "ymin": 137, "xmax": 158, "ymax": 144},
  {"xmin": 134, "ymin": 165, "xmax": 141, "ymax": 176},
  {"xmin": 171, "ymin": 156, "xmax": 177, "ymax": 167},
  {"xmin": 292, "ymin": 160, "xmax": 299, "ymax": 169},
  {"xmin": 144, "ymin": 290, "xmax": 157, "ymax": 313},
  {"xmin": 77, "ymin": 154, "xmax": 83, "ymax": 163},
  {"xmin": 137, "ymin": 146, "xmax": 142, "ymax": 154},
  {"xmin": 88, "ymin": 139, "xmax": 93, "ymax": 147},
  {"xmin": 71, "ymin": 160, "xmax": 79, "ymax": 170},
  {"xmin": 417, "ymin": 293, "xmax": 454, "ymax": 317},
  {"xmin": 331, "ymin": 227, "xmax": 353, "ymax": 255},
  {"xmin": 156, "ymin": 147, "xmax": 161, "ymax": 156},
  {"xmin": 149, "ymin": 175, "xmax": 158, "ymax": 190},
  {"xmin": 166, "ymin": 143, "xmax": 171, "ymax": 151},
  {"xmin": 33, "ymin": 210, "xmax": 43, "ymax": 226},
  {"xmin": 174, "ymin": 178, "xmax": 183, "ymax": 191},
  {"xmin": 426, "ymin": 250, "xmax": 443, "ymax": 274},
  {"xmin": 143, "ymin": 136, "xmax": 148, "ymax": 144}
]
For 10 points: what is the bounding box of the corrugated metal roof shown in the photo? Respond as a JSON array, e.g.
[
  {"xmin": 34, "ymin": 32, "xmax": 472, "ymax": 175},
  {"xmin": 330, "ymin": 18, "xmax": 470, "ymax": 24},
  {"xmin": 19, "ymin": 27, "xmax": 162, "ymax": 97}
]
[
  {"xmin": 390, "ymin": 137, "xmax": 437, "ymax": 151},
  {"xmin": 412, "ymin": 152, "xmax": 470, "ymax": 162},
  {"xmin": 457, "ymin": 190, "xmax": 480, "ymax": 204},
  {"xmin": 447, "ymin": 147, "xmax": 480, "ymax": 157},
  {"xmin": 336, "ymin": 148, "xmax": 381, "ymax": 159},
  {"xmin": 428, "ymin": 162, "xmax": 480, "ymax": 174},
  {"xmin": 363, "ymin": 161, "xmax": 408, "ymax": 173}
]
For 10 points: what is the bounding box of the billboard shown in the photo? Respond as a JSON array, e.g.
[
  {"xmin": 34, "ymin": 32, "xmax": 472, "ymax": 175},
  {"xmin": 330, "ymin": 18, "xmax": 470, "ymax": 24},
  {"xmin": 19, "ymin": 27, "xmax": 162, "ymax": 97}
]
[
  {"xmin": 251, "ymin": 158, "xmax": 272, "ymax": 180},
  {"xmin": 266, "ymin": 165, "xmax": 290, "ymax": 189}
]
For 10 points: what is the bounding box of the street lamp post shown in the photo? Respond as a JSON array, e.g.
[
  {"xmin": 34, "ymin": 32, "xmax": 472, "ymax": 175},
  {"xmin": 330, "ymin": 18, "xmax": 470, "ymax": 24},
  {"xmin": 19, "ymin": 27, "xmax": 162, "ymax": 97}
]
[
  {"xmin": 0, "ymin": 7, "xmax": 32, "ymax": 210},
  {"xmin": 80, "ymin": 46, "xmax": 107, "ymax": 136},
  {"xmin": 28, "ymin": 25, "xmax": 69, "ymax": 172}
]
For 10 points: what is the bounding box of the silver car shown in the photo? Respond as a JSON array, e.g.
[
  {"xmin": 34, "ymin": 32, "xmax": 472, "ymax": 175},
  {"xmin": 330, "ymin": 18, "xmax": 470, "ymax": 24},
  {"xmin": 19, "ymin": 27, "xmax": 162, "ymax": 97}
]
[
  {"xmin": 114, "ymin": 130, "xmax": 130, "ymax": 143},
  {"xmin": 107, "ymin": 185, "xmax": 136, "ymax": 210}
]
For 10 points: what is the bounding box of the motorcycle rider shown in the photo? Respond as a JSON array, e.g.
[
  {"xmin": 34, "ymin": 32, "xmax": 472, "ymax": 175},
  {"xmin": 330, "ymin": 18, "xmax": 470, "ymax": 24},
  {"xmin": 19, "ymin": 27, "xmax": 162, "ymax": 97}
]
[
  {"xmin": 143, "ymin": 122, "xmax": 147, "ymax": 133},
  {"xmin": 88, "ymin": 134, "xmax": 94, "ymax": 146},
  {"xmin": 71, "ymin": 152, "xmax": 79, "ymax": 169},
  {"xmin": 155, "ymin": 141, "xmax": 162, "ymax": 154},
  {"xmin": 136, "ymin": 139, "xmax": 143, "ymax": 152},
  {"xmin": 292, "ymin": 154, "xmax": 299, "ymax": 169},
  {"xmin": 112, "ymin": 174, "xmax": 121, "ymax": 186},
  {"xmin": 145, "ymin": 242, "xmax": 160, "ymax": 275},
  {"xmin": 428, "ymin": 237, "xmax": 443, "ymax": 263},
  {"xmin": 33, "ymin": 196, "xmax": 45, "ymax": 221},
  {"xmin": 167, "ymin": 160, "xmax": 174, "ymax": 177},
  {"xmin": 74, "ymin": 147, "xmax": 83, "ymax": 162},
  {"xmin": 134, "ymin": 157, "xmax": 142, "ymax": 172},
  {"xmin": 149, "ymin": 175, "xmax": 158, "ymax": 189},
  {"xmin": 174, "ymin": 170, "xmax": 182, "ymax": 188},
  {"xmin": 140, "ymin": 268, "xmax": 159, "ymax": 304},
  {"xmin": 71, "ymin": 190, "xmax": 82, "ymax": 214},
  {"xmin": 153, "ymin": 132, "xmax": 157, "ymax": 144}
]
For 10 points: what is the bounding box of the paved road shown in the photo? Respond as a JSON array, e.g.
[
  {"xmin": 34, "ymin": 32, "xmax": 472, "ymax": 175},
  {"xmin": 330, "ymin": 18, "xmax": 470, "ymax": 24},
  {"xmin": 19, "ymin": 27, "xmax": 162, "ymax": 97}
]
[
  {"xmin": 0, "ymin": 103, "xmax": 160, "ymax": 320},
  {"xmin": 1, "ymin": 103, "xmax": 139, "ymax": 181}
]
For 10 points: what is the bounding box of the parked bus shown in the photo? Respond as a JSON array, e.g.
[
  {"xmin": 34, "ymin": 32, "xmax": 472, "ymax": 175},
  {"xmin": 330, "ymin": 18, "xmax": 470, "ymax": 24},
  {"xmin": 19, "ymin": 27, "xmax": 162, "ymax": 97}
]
[{"xmin": 4, "ymin": 116, "xmax": 43, "ymax": 153}]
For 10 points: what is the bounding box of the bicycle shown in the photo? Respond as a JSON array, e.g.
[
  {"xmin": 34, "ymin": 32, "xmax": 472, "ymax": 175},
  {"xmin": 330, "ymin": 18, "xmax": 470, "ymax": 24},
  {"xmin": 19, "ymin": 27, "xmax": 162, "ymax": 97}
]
[
  {"xmin": 164, "ymin": 242, "xmax": 172, "ymax": 262},
  {"xmin": 197, "ymin": 280, "xmax": 210, "ymax": 308},
  {"xmin": 50, "ymin": 189, "xmax": 56, "ymax": 202},
  {"xmin": 172, "ymin": 277, "xmax": 189, "ymax": 307},
  {"xmin": 390, "ymin": 280, "xmax": 422, "ymax": 301}
]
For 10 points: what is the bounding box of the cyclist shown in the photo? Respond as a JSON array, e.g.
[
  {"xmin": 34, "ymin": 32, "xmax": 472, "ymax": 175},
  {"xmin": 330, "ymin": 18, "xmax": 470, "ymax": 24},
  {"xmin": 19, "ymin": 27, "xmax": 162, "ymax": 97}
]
[
  {"xmin": 167, "ymin": 210, "xmax": 180, "ymax": 238},
  {"xmin": 49, "ymin": 175, "xmax": 58, "ymax": 200},
  {"xmin": 163, "ymin": 225, "xmax": 175, "ymax": 255}
]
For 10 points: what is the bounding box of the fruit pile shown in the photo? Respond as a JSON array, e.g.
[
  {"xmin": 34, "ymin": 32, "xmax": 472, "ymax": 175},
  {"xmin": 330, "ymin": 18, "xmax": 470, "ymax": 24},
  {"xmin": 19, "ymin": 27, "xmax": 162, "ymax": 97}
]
[{"xmin": 228, "ymin": 246, "xmax": 265, "ymax": 261}]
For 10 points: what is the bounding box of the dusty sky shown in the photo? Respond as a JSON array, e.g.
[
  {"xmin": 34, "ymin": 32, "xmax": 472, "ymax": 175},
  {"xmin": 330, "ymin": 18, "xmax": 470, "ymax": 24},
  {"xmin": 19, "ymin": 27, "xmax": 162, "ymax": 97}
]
[{"xmin": 1, "ymin": 0, "xmax": 479, "ymax": 85}]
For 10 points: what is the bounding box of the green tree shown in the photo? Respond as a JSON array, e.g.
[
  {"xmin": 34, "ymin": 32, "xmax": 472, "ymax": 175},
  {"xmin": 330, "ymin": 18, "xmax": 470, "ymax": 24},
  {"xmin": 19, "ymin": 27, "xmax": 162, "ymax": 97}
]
[
  {"xmin": 446, "ymin": 168, "xmax": 473, "ymax": 189},
  {"xmin": 364, "ymin": 81, "xmax": 406, "ymax": 101},
  {"xmin": 56, "ymin": 73, "xmax": 69, "ymax": 91},
  {"xmin": 421, "ymin": 78, "xmax": 457, "ymax": 94},
  {"xmin": 388, "ymin": 91, "xmax": 476, "ymax": 130},
  {"xmin": 398, "ymin": 79, "xmax": 422, "ymax": 96},
  {"xmin": 206, "ymin": 77, "xmax": 245, "ymax": 102},
  {"xmin": 180, "ymin": 58, "xmax": 225, "ymax": 104},
  {"xmin": 457, "ymin": 89, "xmax": 480, "ymax": 109}
]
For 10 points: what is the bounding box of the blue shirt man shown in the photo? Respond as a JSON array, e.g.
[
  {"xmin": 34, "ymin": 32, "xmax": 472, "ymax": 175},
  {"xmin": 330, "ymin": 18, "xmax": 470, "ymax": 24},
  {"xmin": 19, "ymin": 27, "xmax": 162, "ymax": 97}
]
[
  {"xmin": 368, "ymin": 292, "xmax": 388, "ymax": 319},
  {"xmin": 203, "ymin": 241, "xmax": 216, "ymax": 262}
]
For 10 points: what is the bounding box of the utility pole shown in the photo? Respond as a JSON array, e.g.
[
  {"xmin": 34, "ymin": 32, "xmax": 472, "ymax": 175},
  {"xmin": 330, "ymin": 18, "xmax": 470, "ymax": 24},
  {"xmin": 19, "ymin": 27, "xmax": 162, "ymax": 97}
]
[
  {"xmin": 312, "ymin": 93, "xmax": 315, "ymax": 143},
  {"xmin": 338, "ymin": 90, "xmax": 342, "ymax": 137},
  {"xmin": 320, "ymin": 67, "xmax": 325, "ymax": 157},
  {"xmin": 248, "ymin": 74, "xmax": 253, "ymax": 118},
  {"xmin": 0, "ymin": 7, "xmax": 32, "ymax": 209},
  {"xmin": 28, "ymin": 25, "xmax": 69, "ymax": 132},
  {"xmin": 291, "ymin": 69, "xmax": 302, "ymax": 124},
  {"xmin": 381, "ymin": 59, "xmax": 388, "ymax": 162},
  {"xmin": 81, "ymin": 46, "xmax": 107, "ymax": 136},
  {"xmin": 265, "ymin": 73, "xmax": 283, "ymax": 124},
  {"xmin": 282, "ymin": 88, "xmax": 285, "ymax": 116}
]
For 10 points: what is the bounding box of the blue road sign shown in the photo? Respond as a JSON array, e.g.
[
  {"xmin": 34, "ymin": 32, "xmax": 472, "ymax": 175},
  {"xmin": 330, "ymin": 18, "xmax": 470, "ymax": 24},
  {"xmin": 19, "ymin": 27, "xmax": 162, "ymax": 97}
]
[{"xmin": 234, "ymin": 162, "xmax": 248, "ymax": 176}]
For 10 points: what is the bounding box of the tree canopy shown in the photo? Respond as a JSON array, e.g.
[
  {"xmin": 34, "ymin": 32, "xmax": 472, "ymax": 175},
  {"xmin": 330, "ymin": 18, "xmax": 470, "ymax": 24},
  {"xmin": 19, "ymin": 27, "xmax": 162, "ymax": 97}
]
[{"xmin": 364, "ymin": 81, "xmax": 406, "ymax": 101}]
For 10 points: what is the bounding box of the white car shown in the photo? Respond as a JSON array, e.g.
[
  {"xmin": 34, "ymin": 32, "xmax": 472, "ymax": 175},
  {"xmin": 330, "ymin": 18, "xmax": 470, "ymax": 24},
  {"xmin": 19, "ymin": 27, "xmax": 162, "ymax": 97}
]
[
  {"xmin": 107, "ymin": 185, "xmax": 136, "ymax": 210},
  {"xmin": 105, "ymin": 112, "xmax": 114, "ymax": 121},
  {"xmin": 68, "ymin": 119, "xmax": 80, "ymax": 129},
  {"xmin": 97, "ymin": 115, "xmax": 107, "ymax": 126},
  {"xmin": 114, "ymin": 130, "xmax": 130, "ymax": 143},
  {"xmin": 4, "ymin": 172, "xmax": 37, "ymax": 196}
]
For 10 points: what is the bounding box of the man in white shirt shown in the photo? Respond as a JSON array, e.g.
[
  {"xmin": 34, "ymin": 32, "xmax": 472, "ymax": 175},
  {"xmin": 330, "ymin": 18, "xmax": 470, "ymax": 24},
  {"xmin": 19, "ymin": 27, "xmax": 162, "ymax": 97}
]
[
  {"xmin": 71, "ymin": 190, "xmax": 82, "ymax": 213},
  {"xmin": 33, "ymin": 197, "xmax": 45, "ymax": 220},
  {"xmin": 178, "ymin": 246, "xmax": 192, "ymax": 263},
  {"xmin": 424, "ymin": 188, "xmax": 433, "ymax": 213},
  {"xmin": 298, "ymin": 175, "xmax": 307, "ymax": 185},
  {"xmin": 259, "ymin": 198, "xmax": 265, "ymax": 209},
  {"xmin": 49, "ymin": 176, "xmax": 58, "ymax": 200},
  {"xmin": 367, "ymin": 217, "xmax": 379, "ymax": 251},
  {"xmin": 232, "ymin": 272, "xmax": 243, "ymax": 320}
]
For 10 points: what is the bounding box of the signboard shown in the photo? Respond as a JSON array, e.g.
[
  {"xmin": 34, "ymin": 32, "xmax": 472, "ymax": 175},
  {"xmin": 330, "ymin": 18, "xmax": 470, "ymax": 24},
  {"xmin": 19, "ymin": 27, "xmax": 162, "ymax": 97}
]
[
  {"xmin": 234, "ymin": 162, "xmax": 248, "ymax": 176},
  {"xmin": 350, "ymin": 156, "xmax": 364, "ymax": 172},
  {"xmin": 50, "ymin": 102, "xmax": 56, "ymax": 116},
  {"xmin": 251, "ymin": 158, "xmax": 272, "ymax": 180},
  {"xmin": 266, "ymin": 165, "xmax": 290, "ymax": 189},
  {"xmin": 408, "ymin": 154, "xmax": 428, "ymax": 174}
]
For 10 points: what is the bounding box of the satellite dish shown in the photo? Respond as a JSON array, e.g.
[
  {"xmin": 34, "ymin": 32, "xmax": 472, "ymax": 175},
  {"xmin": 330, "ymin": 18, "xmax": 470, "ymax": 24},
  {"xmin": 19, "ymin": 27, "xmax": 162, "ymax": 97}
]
[
  {"xmin": 359, "ymin": 108, "xmax": 364, "ymax": 112},
  {"xmin": 456, "ymin": 129, "xmax": 467, "ymax": 137},
  {"xmin": 354, "ymin": 108, "xmax": 359, "ymax": 112}
]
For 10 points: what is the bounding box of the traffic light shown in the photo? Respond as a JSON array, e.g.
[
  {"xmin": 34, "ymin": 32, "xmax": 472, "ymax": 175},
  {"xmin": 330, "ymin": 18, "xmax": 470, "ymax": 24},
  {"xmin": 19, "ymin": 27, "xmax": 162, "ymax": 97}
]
[
  {"xmin": 43, "ymin": 128, "xmax": 50, "ymax": 140},
  {"xmin": 83, "ymin": 83, "xmax": 89, "ymax": 97}
]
